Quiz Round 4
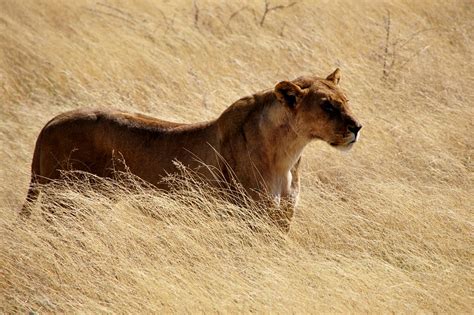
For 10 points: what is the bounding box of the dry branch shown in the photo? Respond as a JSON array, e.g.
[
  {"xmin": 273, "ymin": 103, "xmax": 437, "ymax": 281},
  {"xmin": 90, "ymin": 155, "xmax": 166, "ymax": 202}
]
[
  {"xmin": 260, "ymin": 0, "xmax": 297, "ymax": 26},
  {"xmin": 382, "ymin": 10, "xmax": 391, "ymax": 78},
  {"xmin": 227, "ymin": 6, "xmax": 258, "ymax": 27},
  {"xmin": 193, "ymin": 0, "xmax": 200, "ymax": 27}
]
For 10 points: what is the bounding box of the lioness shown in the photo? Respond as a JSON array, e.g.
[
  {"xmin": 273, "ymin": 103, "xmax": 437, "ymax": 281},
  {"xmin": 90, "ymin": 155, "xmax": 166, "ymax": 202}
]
[{"xmin": 22, "ymin": 69, "xmax": 361, "ymax": 231}]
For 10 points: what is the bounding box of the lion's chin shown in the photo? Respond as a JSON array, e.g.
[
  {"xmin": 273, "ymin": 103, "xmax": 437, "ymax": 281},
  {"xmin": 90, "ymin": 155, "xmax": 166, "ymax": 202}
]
[
  {"xmin": 335, "ymin": 143, "xmax": 354, "ymax": 152},
  {"xmin": 330, "ymin": 141, "xmax": 355, "ymax": 152}
]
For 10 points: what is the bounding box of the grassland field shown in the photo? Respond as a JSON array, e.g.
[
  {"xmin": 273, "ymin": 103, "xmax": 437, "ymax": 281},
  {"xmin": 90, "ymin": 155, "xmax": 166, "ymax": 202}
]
[{"xmin": 0, "ymin": 0, "xmax": 472, "ymax": 313}]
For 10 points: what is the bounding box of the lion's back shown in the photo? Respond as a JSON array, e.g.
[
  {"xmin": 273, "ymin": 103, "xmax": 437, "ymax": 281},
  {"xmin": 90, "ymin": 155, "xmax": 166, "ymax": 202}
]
[{"xmin": 33, "ymin": 108, "xmax": 219, "ymax": 184}]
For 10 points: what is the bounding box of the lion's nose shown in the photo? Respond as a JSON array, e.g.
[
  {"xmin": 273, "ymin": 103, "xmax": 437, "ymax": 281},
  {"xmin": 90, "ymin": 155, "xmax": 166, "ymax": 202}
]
[{"xmin": 348, "ymin": 124, "xmax": 362, "ymax": 135}]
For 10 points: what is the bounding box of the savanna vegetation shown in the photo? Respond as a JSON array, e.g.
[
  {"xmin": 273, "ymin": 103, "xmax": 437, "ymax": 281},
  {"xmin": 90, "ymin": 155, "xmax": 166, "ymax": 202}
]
[{"xmin": 0, "ymin": 0, "xmax": 472, "ymax": 313}]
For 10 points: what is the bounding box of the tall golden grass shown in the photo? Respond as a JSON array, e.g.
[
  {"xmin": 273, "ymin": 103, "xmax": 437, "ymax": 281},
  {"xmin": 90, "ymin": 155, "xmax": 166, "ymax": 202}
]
[{"xmin": 0, "ymin": 0, "xmax": 472, "ymax": 312}]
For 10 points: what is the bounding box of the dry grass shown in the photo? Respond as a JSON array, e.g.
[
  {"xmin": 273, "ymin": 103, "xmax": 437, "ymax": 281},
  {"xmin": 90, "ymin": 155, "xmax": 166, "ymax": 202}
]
[{"xmin": 0, "ymin": 0, "xmax": 473, "ymax": 313}]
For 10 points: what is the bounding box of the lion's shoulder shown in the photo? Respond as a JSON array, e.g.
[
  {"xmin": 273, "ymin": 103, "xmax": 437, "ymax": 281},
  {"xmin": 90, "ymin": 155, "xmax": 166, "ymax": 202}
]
[{"xmin": 216, "ymin": 89, "xmax": 275, "ymax": 134}]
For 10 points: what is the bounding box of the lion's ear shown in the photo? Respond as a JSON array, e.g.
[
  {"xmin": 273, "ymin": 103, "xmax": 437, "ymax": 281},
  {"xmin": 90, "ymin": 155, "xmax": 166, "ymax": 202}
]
[
  {"xmin": 326, "ymin": 68, "xmax": 341, "ymax": 85},
  {"xmin": 274, "ymin": 81, "xmax": 303, "ymax": 108}
]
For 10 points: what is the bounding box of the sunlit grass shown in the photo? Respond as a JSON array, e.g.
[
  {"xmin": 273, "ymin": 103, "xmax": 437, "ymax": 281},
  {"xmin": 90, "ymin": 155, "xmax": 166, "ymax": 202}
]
[{"xmin": 0, "ymin": 0, "xmax": 472, "ymax": 313}]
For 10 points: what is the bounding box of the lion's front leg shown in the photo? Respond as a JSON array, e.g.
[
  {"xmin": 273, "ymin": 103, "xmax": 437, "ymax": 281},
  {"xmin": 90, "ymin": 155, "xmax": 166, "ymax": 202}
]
[
  {"xmin": 271, "ymin": 195, "xmax": 296, "ymax": 233},
  {"xmin": 269, "ymin": 158, "xmax": 301, "ymax": 232}
]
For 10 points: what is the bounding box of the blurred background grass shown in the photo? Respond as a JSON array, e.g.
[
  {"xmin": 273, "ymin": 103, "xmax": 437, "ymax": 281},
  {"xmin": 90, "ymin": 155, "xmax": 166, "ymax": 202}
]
[{"xmin": 0, "ymin": 0, "xmax": 472, "ymax": 312}]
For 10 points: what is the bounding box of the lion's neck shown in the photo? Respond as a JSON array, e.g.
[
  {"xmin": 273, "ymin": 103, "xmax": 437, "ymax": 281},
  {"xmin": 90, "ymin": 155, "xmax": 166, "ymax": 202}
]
[
  {"xmin": 257, "ymin": 101, "xmax": 309, "ymax": 174},
  {"xmin": 217, "ymin": 90, "xmax": 308, "ymax": 176}
]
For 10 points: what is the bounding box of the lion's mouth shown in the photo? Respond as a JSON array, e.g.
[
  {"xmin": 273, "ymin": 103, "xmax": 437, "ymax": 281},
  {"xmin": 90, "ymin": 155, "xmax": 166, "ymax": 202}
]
[
  {"xmin": 330, "ymin": 138, "xmax": 357, "ymax": 149},
  {"xmin": 331, "ymin": 134, "xmax": 358, "ymax": 147},
  {"xmin": 330, "ymin": 140, "xmax": 354, "ymax": 147}
]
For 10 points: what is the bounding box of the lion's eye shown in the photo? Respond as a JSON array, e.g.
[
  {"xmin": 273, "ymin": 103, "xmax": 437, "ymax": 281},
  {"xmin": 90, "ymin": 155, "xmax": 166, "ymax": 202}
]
[{"xmin": 321, "ymin": 100, "xmax": 335, "ymax": 113}]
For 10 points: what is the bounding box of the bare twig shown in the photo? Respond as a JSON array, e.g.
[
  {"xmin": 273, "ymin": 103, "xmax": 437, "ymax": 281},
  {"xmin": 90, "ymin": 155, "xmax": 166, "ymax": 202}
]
[
  {"xmin": 381, "ymin": 10, "xmax": 434, "ymax": 80},
  {"xmin": 153, "ymin": 9, "xmax": 175, "ymax": 35},
  {"xmin": 193, "ymin": 0, "xmax": 199, "ymax": 27},
  {"xmin": 229, "ymin": 5, "xmax": 249, "ymax": 22},
  {"xmin": 227, "ymin": 5, "xmax": 248, "ymax": 26},
  {"xmin": 382, "ymin": 10, "xmax": 391, "ymax": 78},
  {"xmin": 97, "ymin": 2, "xmax": 134, "ymax": 19},
  {"xmin": 260, "ymin": 0, "xmax": 297, "ymax": 27},
  {"xmin": 279, "ymin": 22, "xmax": 287, "ymax": 37},
  {"xmin": 396, "ymin": 45, "xmax": 430, "ymax": 71},
  {"xmin": 395, "ymin": 27, "xmax": 437, "ymax": 49},
  {"xmin": 85, "ymin": 7, "xmax": 137, "ymax": 26},
  {"xmin": 227, "ymin": 6, "xmax": 258, "ymax": 27}
]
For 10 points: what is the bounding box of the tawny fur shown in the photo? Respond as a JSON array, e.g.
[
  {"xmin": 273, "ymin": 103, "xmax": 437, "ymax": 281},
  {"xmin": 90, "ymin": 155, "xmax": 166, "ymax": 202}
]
[{"xmin": 22, "ymin": 69, "xmax": 361, "ymax": 231}]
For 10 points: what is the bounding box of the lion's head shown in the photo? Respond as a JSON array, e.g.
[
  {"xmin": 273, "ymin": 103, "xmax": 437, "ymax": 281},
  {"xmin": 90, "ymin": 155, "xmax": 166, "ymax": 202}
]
[{"xmin": 274, "ymin": 68, "xmax": 362, "ymax": 151}]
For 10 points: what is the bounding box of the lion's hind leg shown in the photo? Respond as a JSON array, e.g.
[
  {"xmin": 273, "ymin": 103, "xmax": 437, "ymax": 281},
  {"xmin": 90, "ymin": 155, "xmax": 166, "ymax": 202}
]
[{"xmin": 20, "ymin": 175, "xmax": 41, "ymax": 217}]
